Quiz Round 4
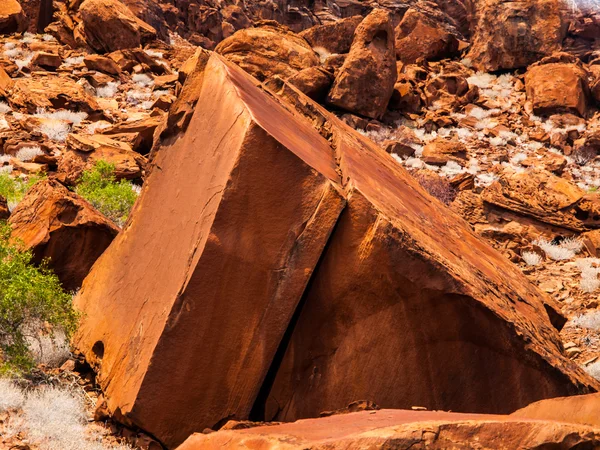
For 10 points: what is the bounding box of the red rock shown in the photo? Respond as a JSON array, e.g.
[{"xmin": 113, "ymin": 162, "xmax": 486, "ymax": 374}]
[
  {"xmin": 9, "ymin": 179, "xmax": 119, "ymax": 291},
  {"xmin": 31, "ymin": 51, "xmax": 62, "ymax": 70},
  {"xmin": 287, "ymin": 67, "xmax": 333, "ymax": 102},
  {"xmin": 299, "ymin": 16, "xmax": 363, "ymax": 55},
  {"xmin": 421, "ymin": 138, "xmax": 467, "ymax": 164},
  {"xmin": 525, "ymin": 61, "xmax": 589, "ymax": 117},
  {"xmin": 467, "ymin": 0, "xmax": 565, "ymax": 71},
  {"xmin": 215, "ymin": 22, "xmax": 319, "ymax": 81},
  {"xmin": 73, "ymin": 54, "xmax": 598, "ymax": 448},
  {"xmin": 327, "ymin": 9, "xmax": 397, "ymax": 120},
  {"xmin": 79, "ymin": 0, "xmax": 157, "ymax": 53},
  {"xmin": 176, "ymin": 409, "xmax": 600, "ymax": 449},
  {"xmin": 0, "ymin": 0, "xmax": 28, "ymax": 35},
  {"xmin": 394, "ymin": 8, "xmax": 460, "ymax": 64},
  {"xmin": 84, "ymin": 55, "xmax": 121, "ymax": 75}
]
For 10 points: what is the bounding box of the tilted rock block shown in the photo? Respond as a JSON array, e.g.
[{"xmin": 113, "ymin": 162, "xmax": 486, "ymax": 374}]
[
  {"xmin": 74, "ymin": 54, "xmax": 598, "ymax": 448},
  {"xmin": 9, "ymin": 179, "xmax": 119, "ymax": 291},
  {"xmin": 73, "ymin": 53, "xmax": 346, "ymax": 448},
  {"xmin": 0, "ymin": 0, "xmax": 28, "ymax": 35}
]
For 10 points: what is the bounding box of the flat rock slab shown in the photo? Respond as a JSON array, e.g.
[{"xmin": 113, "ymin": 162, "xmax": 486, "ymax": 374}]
[
  {"xmin": 176, "ymin": 409, "xmax": 600, "ymax": 449},
  {"xmin": 73, "ymin": 53, "xmax": 598, "ymax": 449}
]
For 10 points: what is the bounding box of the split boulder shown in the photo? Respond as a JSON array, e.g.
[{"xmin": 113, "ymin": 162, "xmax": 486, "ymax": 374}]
[
  {"xmin": 0, "ymin": 0, "xmax": 28, "ymax": 35},
  {"xmin": 73, "ymin": 54, "xmax": 598, "ymax": 449}
]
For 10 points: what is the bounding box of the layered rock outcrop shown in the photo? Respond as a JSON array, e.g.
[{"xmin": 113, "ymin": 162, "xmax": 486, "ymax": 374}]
[
  {"xmin": 176, "ymin": 409, "xmax": 600, "ymax": 449},
  {"xmin": 72, "ymin": 53, "xmax": 598, "ymax": 448}
]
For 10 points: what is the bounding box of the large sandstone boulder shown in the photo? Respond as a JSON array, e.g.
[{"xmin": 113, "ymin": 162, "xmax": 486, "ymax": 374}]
[
  {"xmin": 394, "ymin": 8, "xmax": 460, "ymax": 63},
  {"xmin": 73, "ymin": 54, "xmax": 597, "ymax": 448},
  {"xmin": 176, "ymin": 409, "xmax": 600, "ymax": 449},
  {"xmin": 0, "ymin": 0, "xmax": 28, "ymax": 35},
  {"xmin": 9, "ymin": 179, "xmax": 119, "ymax": 291},
  {"xmin": 525, "ymin": 59, "xmax": 589, "ymax": 117},
  {"xmin": 466, "ymin": 0, "xmax": 566, "ymax": 71},
  {"xmin": 79, "ymin": 0, "xmax": 157, "ymax": 53},
  {"xmin": 215, "ymin": 22, "xmax": 319, "ymax": 81},
  {"xmin": 327, "ymin": 9, "xmax": 397, "ymax": 120}
]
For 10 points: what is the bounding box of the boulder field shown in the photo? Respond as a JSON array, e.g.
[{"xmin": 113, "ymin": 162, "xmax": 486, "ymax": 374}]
[{"xmin": 72, "ymin": 52, "xmax": 598, "ymax": 448}]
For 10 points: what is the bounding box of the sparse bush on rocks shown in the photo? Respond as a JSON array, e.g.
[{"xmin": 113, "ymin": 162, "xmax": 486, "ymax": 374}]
[
  {"xmin": 75, "ymin": 161, "xmax": 139, "ymax": 226},
  {"xmin": 0, "ymin": 223, "xmax": 77, "ymax": 374},
  {"xmin": 0, "ymin": 173, "xmax": 44, "ymax": 212}
]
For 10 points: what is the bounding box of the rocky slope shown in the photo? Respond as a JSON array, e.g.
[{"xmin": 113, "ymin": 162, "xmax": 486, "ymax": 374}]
[{"xmin": 2, "ymin": 0, "xmax": 600, "ymax": 449}]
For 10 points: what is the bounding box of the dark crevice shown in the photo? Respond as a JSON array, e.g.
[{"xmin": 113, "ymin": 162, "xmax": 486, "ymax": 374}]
[{"xmin": 249, "ymin": 204, "xmax": 345, "ymax": 422}]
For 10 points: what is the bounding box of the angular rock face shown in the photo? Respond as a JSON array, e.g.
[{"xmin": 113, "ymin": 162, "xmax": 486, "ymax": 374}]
[
  {"xmin": 466, "ymin": 0, "xmax": 566, "ymax": 71},
  {"xmin": 394, "ymin": 8, "xmax": 460, "ymax": 64},
  {"xmin": 327, "ymin": 9, "xmax": 396, "ymax": 120},
  {"xmin": 73, "ymin": 53, "xmax": 345, "ymax": 448},
  {"xmin": 73, "ymin": 54, "xmax": 598, "ymax": 448},
  {"xmin": 176, "ymin": 409, "xmax": 600, "ymax": 450},
  {"xmin": 215, "ymin": 22, "xmax": 319, "ymax": 81},
  {"xmin": 9, "ymin": 179, "xmax": 119, "ymax": 291},
  {"xmin": 79, "ymin": 0, "xmax": 157, "ymax": 53},
  {"xmin": 0, "ymin": 0, "xmax": 28, "ymax": 35},
  {"xmin": 525, "ymin": 60, "xmax": 589, "ymax": 117}
]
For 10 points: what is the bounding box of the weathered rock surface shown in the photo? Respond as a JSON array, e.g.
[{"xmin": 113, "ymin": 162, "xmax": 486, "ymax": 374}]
[
  {"xmin": 525, "ymin": 60, "xmax": 589, "ymax": 117},
  {"xmin": 394, "ymin": 8, "xmax": 460, "ymax": 64},
  {"xmin": 299, "ymin": 16, "xmax": 362, "ymax": 55},
  {"xmin": 513, "ymin": 392, "xmax": 600, "ymax": 428},
  {"xmin": 73, "ymin": 53, "xmax": 598, "ymax": 448},
  {"xmin": 0, "ymin": 0, "xmax": 28, "ymax": 35},
  {"xmin": 482, "ymin": 169, "xmax": 600, "ymax": 232},
  {"xmin": 9, "ymin": 179, "xmax": 119, "ymax": 291},
  {"xmin": 73, "ymin": 53, "xmax": 346, "ymax": 448},
  {"xmin": 215, "ymin": 22, "xmax": 319, "ymax": 81},
  {"xmin": 327, "ymin": 9, "xmax": 396, "ymax": 120},
  {"xmin": 176, "ymin": 409, "xmax": 600, "ymax": 449},
  {"xmin": 79, "ymin": 0, "xmax": 157, "ymax": 53},
  {"xmin": 466, "ymin": 0, "xmax": 566, "ymax": 71}
]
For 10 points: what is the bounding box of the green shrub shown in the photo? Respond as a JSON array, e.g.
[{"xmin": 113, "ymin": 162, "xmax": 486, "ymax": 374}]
[
  {"xmin": 0, "ymin": 173, "xmax": 44, "ymax": 210},
  {"xmin": 75, "ymin": 161, "xmax": 139, "ymax": 226},
  {"xmin": 0, "ymin": 223, "xmax": 77, "ymax": 374}
]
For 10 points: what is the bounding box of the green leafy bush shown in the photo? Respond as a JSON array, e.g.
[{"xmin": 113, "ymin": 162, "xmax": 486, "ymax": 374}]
[
  {"xmin": 0, "ymin": 223, "xmax": 77, "ymax": 374},
  {"xmin": 75, "ymin": 161, "xmax": 139, "ymax": 226},
  {"xmin": 0, "ymin": 173, "xmax": 44, "ymax": 210}
]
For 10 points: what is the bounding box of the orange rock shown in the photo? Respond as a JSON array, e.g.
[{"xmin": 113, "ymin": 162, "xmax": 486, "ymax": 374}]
[
  {"xmin": 215, "ymin": 22, "xmax": 319, "ymax": 81},
  {"xmin": 9, "ymin": 179, "xmax": 119, "ymax": 290},
  {"xmin": 0, "ymin": 0, "xmax": 28, "ymax": 35},
  {"xmin": 79, "ymin": 0, "xmax": 157, "ymax": 53},
  {"xmin": 176, "ymin": 409, "xmax": 600, "ymax": 449},
  {"xmin": 395, "ymin": 8, "xmax": 459, "ymax": 64},
  {"xmin": 525, "ymin": 61, "xmax": 589, "ymax": 117},
  {"xmin": 327, "ymin": 9, "xmax": 397, "ymax": 120},
  {"xmin": 512, "ymin": 392, "xmax": 600, "ymax": 428},
  {"xmin": 73, "ymin": 54, "xmax": 346, "ymax": 448},
  {"xmin": 84, "ymin": 55, "xmax": 121, "ymax": 75},
  {"xmin": 73, "ymin": 54, "xmax": 598, "ymax": 448},
  {"xmin": 421, "ymin": 138, "xmax": 467, "ymax": 164},
  {"xmin": 467, "ymin": 0, "xmax": 565, "ymax": 71}
]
